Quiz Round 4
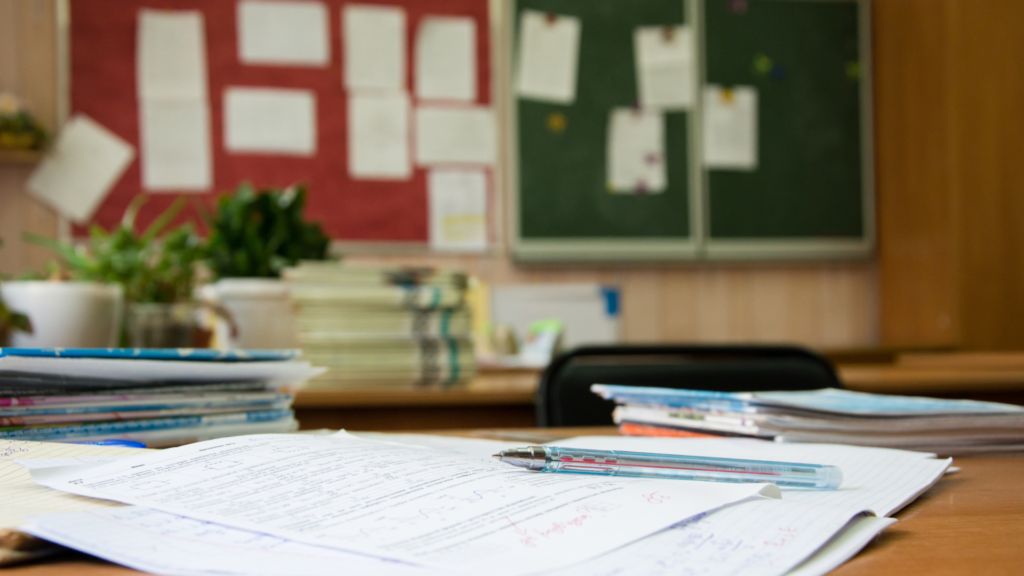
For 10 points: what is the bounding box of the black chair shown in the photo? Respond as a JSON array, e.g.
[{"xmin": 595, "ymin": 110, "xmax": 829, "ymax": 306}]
[{"xmin": 535, "ymin": 345, "xmax": 841, "ymax": 427}]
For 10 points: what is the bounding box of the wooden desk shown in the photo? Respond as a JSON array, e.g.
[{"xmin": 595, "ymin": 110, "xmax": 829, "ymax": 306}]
[
  {"xmin": 8, "ymin": 427, "xmax": 1024, "ymax": 576},
  {"xmin": 292, "ymin": 371, "xmax": 539, "ymax": 431}
]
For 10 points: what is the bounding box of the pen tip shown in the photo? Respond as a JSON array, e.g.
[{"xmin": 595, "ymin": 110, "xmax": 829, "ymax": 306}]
[{"xmin": 491, "ymin": 454, "xmax": 500, "ymax": 459}]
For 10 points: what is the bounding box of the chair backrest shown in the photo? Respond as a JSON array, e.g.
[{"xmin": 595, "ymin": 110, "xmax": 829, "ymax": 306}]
[{"xmin": 535, "ymin": 345, "xmax": 841, "ymax": 427}]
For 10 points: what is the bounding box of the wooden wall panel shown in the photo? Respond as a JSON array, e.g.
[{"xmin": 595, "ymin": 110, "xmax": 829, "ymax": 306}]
[
  {"xmin": 0, "ymin": 0, "xmax": 60, "ymax": 276},
  {"xmin": 874, "ymin": 0, "xmax": 960, "ymax": 347},
  {"xmin": 346, "ymin": 254, "xmax": 880, "ymax": 349},
  {"xmin": 949, "ymin": 0, "xmax": 1024, "ymax": 349}
]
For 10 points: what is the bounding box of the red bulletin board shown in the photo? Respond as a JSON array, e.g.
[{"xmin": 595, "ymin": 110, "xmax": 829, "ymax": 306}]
[{"xmin": 70, "ymin": 0, "xmax": 492, "ymax": 242}]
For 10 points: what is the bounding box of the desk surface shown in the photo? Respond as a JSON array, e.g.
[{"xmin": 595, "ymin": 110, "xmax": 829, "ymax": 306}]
[
  {"xmin": 8, "ymin": 427, "xmax": 1024, "ymax": 576},
  {"xmin": 292, "ymin": 363, "xmax": 1024, "ymax": 409}
]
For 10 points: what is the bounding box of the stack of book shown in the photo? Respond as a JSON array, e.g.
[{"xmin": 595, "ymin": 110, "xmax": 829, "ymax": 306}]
[
  {"xmin": 593, "ymin": 384, "xmax": 1024, "ymax": 455},
  {"xmin": 0, "ymin": 348, "xmax": 323, "ymax": 447},
  {"xmin": 283, "ymin": 263, "xmax": 476, "ymax": 388}
]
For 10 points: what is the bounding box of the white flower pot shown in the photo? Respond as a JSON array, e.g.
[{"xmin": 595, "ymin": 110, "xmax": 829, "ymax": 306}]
[
  {"xmin": 200, "ymin": 278, "xmax": 298, "ymax": 350},
  {"xmin": 0, "ymin": 281, "xmax": 124, "ymax": 348}
]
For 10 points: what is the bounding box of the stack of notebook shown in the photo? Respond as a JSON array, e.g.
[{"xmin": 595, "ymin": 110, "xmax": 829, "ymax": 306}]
[
  {"xmin": 283, "ymin": 263, "xmax": 476, "ymax": 388},
  {"xmin": 0, "ymin": 348, "xmax": 323, "ymax": 447},
  {"xmin": 594, "ymin": 384, "xmax": 1024, "ymax": 455}
]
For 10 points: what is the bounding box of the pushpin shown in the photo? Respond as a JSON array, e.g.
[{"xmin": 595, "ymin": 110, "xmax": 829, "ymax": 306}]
[
  {"xmin": 644, "ymin": 152, "xmax": 661, "ymax": 166},
  {"xmin": 845, "ymin": 61, "xmax": 861, "ymax": 81},
  {"xmin": 721, "ymin": 87, "xmax": 735, "ymax": 104},
  {"xmin": 546, "ymin": 112, "xmax": 567, "ymax": 134},
  {"xmin": 753, "ymin": 53, "xmax": 773, "ymax": 76},
  {"xmin": 545, "ymin": 12, "xmax": 558, "ymax": 25},
  {"xmin": 730, "ymin": 0, "xmax": 748, "ymax": 15},
  {"xmin": 662, "ymin": 26, "xmax": 676, "ymax": 42}
]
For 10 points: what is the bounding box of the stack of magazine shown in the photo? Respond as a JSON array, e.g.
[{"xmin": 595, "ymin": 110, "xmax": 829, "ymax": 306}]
[
  {"xmin": 594, "ymin": 384, "xmax": 1024, "ymax": 455},
  {"xmin": 283, "ymin": 263, "xmax": 476, "ymax": 388},
  {"xmin": 0, "ymin": 348, "xmax": 323, "ymax": 447}
]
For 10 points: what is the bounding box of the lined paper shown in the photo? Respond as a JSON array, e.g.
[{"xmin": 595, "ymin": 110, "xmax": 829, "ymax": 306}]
[
  {"xmin": 515, "ymin": 10, "xmax": 581, "ymax": 104},
  {"xmin": 0, "ymin": 440, "xmax": 147, "ymax": 529},
  {"xmin": 238, "ymin": 0, "xmax": 329, "ymax": 66},
  {"xmin": 415, "ymin": 16, "xmax": 477, "ymax": 102},
  {"xmin": 343, "ymin": 4, "xmax": 406, "ymax": 91},
  {"xmin": 33, "ymin": 432, "xmax": 775, "ymax": 575},
  {"xmin": 27, "ymin": 115, "xmax": 135, "ymax": 223}
]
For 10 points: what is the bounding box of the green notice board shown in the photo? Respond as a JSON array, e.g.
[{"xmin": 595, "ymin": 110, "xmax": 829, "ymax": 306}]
[
  {"xmin": 512, "ymin": 0, "xmax": 699, "ymax": 261},
  {"xmin": 704, "ymin": 0, "xmax": 871, "ymax": 258},
  {"xmin": 510, "ymin": 0, "xmax": 872, "ymax": 261}
]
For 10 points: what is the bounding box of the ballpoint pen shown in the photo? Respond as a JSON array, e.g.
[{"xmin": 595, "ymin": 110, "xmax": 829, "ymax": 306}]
[{"xmin": 493, "ymin": 446, "xmax": 843, "ymax": 489}]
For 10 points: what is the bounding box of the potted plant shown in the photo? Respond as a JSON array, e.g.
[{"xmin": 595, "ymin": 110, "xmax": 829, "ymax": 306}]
[
  {"xmin": 27, "ymin": 195, "xmax": 206, "ymax": 348},
  {"xmin": 2, "ymin": 237, "xmax": 123, "ymax": 348},
  {"xmin": 200, "ymin": 183, "xmax": 330, "ymax": 349},
  {"xmin": 0, "ymin": 93, "xmax": 47, "ymax": 152},
  {"xmin": 0, "ymin": 239, "xmax": 34, "ymax": 347}
]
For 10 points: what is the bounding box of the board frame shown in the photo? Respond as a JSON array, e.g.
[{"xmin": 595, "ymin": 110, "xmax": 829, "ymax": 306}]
[
  {"xmin": 702, "ymin": 0, "xmax": 875, "ymax": 261},
  {"xmin": 507, "ymin": 0, "xmax": 703, "ymax": 262},
  {"xmin": 508, "ymin": 0, "xmax": 874, "ymax": 262}
]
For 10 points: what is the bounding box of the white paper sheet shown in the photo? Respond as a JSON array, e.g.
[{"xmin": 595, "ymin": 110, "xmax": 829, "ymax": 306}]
[
  {"xmin": 415, "ymin": 16, "xmax": 477, "ymax": 102},
  {"xmin": 786, "ymin": 516, "xmax": 895, "ymax": 576},
  {"xmin": 515, "ymin": 10, "xmax": 581, "ymax": 104},
  {"xmin": 634, "ymin": 25, "xmax": 695, "ymax": 110},
  {"xmin": 428, "ymin": 169, "xmax": 487, "ymax": 252},
  {"xmin": 32, "ymin": 432, "xmax": 777, "ymax": 575},
  {"xmin": 23, "ymin": 502, "xmax": 881, "ymax": 576},
  {"xmin": 343, "ymin": 4, "xmax": 406, "ymax": 91},
  {"xmin": 0, "ymin": 439, "xmax": 147, "ymax": 530},
  {"xmin": 607, "ymin": 108, "xmax": 666, "ymax": 194},
  {"xmin": 25, "ymin": 506, "xmax": 433, "ymax": 576},
  {"xmin": 238, "ymin": 0, "xmax": 329, "ymax": 66},
  {"xmin": 554, "ymin": 499, "xmax": 870, "ymax": 576},
  {"xmin": 139, "ymin": 99, "xmax": 212, "ymax": 191},
  {"xmin": 137, "ymin": 10, "xmax": 208, "ymax": 101},
  {"xmin": 224, "ymin": 87, "xmax": 317, "ymax": 155},
  {"xmin": 703, "ymin": 85, "xmax": 758, "ymax": 170},
  {"xmin": 555, "ymin": 437, "xmax": 951, "ymax": 516},
  {"xmin": 415, "ymin": 106, "xmax": 495, "ymax": 165},
  {"xmin": 348, "ymin": 93, "xmax": 411, "ymax": 179},
  {"xmin": 27, "ymin": 115, "xmax": 135, "ymax": 223}
]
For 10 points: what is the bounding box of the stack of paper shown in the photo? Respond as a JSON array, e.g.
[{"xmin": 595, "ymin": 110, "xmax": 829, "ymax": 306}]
[
  {"xmin": 13, "ymin": 432, "xmax": 951, "ymax": 576},
  {"xmin": 0, "ymin": 349, "xmax": 323, "ymax": 447},
  {"xmin": 23, "ymin": 432, "xmax": 777, "ymax": 575},
  {"xmin": 283, "ymin": 262, "xmax": 477, "ymax": 388},
  {"xmin": 594, "ymin": 384, "xmax": 1024, "ymax": 455}
]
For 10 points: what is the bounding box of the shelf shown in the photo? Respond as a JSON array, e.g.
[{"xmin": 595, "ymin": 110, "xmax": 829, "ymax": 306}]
[{"xmin": 0, "ymin": 148, "xmax": 43, "ymax": 164}]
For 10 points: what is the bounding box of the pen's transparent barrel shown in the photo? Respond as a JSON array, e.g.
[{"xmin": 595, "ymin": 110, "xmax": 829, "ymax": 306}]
[{"xmin": 542, "ymin": 447, "xmax": 843, "ymax": 489}]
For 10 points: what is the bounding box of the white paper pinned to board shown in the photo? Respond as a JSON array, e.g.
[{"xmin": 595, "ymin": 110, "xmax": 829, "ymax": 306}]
[
  {"xmin": 607, "ymin": 108, "xmax": 666, "ymax": 194},
  {"xmin": 139, "ymin": 99, "xmax": 212, "ymax": 191},
  {"xmin": 27, "ymin": 115, "xmax": 135, "ymax": 223},
  {"xmin": 428, "ymin": 169, "xmax": 487, "ymax": 252},
  {"xmin": 703, "ymin": 85, "xmax": 758, "ymax": 171},
  {"xmin": 224, "ymin": 87, "xmax": 317, "ymax": 155},
  {"xmin": 136, "ymin": 10, "xmax": 208, "ymax": 101},
  {"xmin": 415, "ymin": 106, "xmax": 495, "ymax": 165},
  {"xmin": 415, "ymin": 16, "xmax": 477, "ymax": 102},
  {"xmin": 343, "ymin": 4, "xmax": 406, "ymax": 91},
  {"xmin": 634, "ymin": 25, "xmax": 695, "ymax": 110},
  {"xmin": 515, "ymin": 10, "xmax": 581, "ymax": 104},
  {"xmin": 237, "ymin": 0, "xmax": 330, "ymax": 66},
  {"xmin": 347, "ymin": 92, "xmax": 411, "ymax": 180}
]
